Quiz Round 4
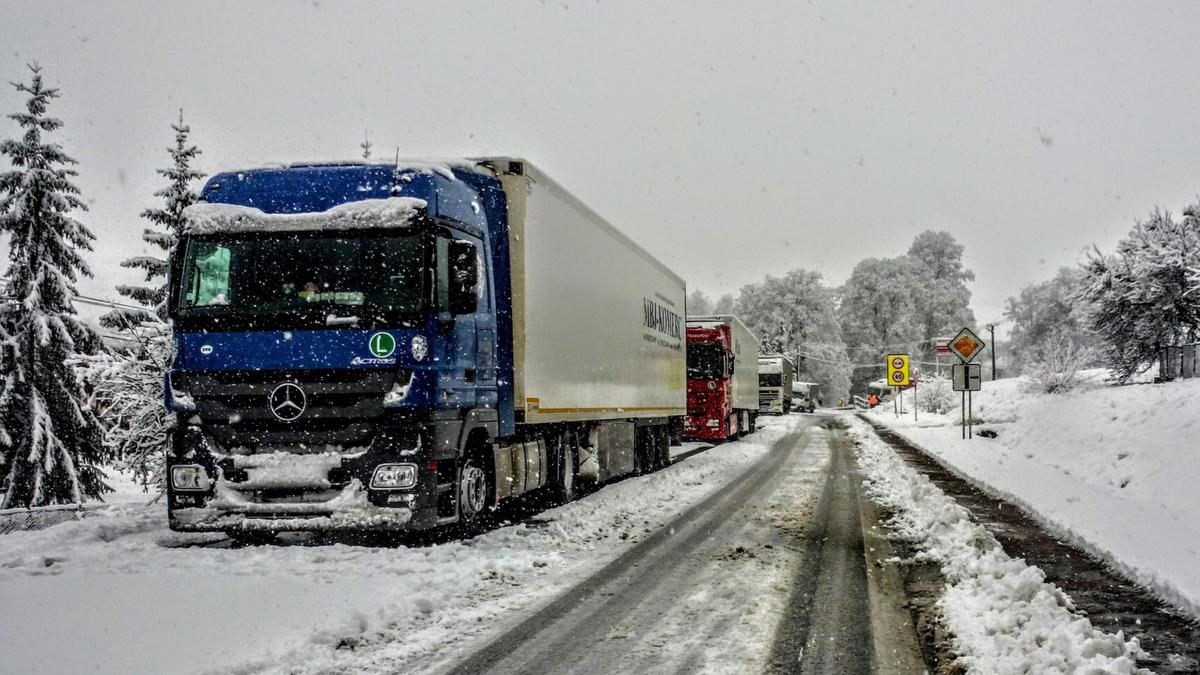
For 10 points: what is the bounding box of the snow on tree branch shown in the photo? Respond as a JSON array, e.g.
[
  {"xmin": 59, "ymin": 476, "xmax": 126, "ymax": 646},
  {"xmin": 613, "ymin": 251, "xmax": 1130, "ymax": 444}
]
[{"xmin": 0, "ymin": 63, "xmax": 109, "ymax": 507}]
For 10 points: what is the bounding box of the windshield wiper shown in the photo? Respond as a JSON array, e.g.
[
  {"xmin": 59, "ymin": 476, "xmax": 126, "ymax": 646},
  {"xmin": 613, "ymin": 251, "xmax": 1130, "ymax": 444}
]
[{"xmin": 325, "ymin": 314, "xmax": 360, "ymax": 327}]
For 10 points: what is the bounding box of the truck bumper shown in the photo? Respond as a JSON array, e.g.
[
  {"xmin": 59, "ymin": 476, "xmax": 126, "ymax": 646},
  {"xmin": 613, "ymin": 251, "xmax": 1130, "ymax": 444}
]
[
  {"xmin": 684, "ymin": 413, "xmax": 729, "ymax": 441},
  {"xmin": 166, "ymin": 423, "xmax": 445, "ymax": 533}
]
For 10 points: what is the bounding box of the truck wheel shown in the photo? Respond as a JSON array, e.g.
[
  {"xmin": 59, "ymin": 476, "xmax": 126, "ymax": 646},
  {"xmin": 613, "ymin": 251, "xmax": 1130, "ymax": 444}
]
[
  {"xmin": 634, "ymin": 428, "xmax": 648, "ymax": 475},
  {"xmin": 458, "ymin": 458, "xmax": 490, "ymax": 526},
  {"xmin": 552, "ymin": 433, "xmax": 576, "ymax": 505},
  {"xmin": 657, "ymin": 426, "xmax": 671, "ymax": 469}
]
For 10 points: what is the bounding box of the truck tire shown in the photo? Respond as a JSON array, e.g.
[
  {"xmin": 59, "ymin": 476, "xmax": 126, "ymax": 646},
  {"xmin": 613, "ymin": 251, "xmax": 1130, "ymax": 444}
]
[
  {"xmin": 634, "ymin": 427, "xmax": 650, "ymax": 475},
  {"xmin": 551, "ymin": 431, "xmax": 576, "ymax": 505},
  {"xmin": 657, "ymin": 425, "xmax": 671, "ymax": 469},
  {"xmin": 458, "ymin": 456, "xmax": 491, "ymax": 527}
]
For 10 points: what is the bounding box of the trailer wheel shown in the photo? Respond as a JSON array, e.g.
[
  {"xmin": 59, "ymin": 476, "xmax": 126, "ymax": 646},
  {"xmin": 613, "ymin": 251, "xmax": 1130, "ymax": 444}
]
[
  {"xmin": 458, "ymin": 457, "xmax": 490, "ymax": 525},
  {"xmin": 635, "ymin": 427, "xmax": 655, "ymax": 475},
  {"xmin": 656, "ymin": 425, "xmax": 671, "ymax": 469},
  {"xmin": 551, "ymin": 431, "xmax": 576, "ymax": 505}
]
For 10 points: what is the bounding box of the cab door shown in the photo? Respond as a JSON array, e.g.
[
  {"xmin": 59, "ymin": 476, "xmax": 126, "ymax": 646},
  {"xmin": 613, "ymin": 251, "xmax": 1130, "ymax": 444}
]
[{"xmin": 436, "ymin": 228, "xmax": 494, "ymax": 408}]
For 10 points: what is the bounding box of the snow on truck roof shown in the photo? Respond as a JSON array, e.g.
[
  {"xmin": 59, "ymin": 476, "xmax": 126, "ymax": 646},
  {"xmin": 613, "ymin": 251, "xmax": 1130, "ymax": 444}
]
[
  {"xmin": 210, "ymin": 158, "xmax": 495, "ymax": 179},
  {"xmin": 182, "ymin": 197, "xmax": 427, "ymax": 235}
]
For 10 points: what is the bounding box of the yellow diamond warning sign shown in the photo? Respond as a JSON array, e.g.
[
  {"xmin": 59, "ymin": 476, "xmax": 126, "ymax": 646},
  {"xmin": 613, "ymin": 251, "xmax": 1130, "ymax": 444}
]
[
  {"xmin": 949, "ymin": 327, "xmax": 986, "ymax": 363},
  {"xmin": 886, "ymin": 354, "xmax": 910, "ymax": 387}
]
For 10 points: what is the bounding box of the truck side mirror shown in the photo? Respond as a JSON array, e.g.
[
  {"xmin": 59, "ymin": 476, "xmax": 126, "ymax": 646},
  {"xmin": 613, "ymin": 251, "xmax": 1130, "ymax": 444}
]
[
  {"xmin": 448, "ymin": 240, "xmax": 479, "ymax": 315},
  {"xmin": 727, "ymin": 353, "xmax": 735, "ymax": 376}
]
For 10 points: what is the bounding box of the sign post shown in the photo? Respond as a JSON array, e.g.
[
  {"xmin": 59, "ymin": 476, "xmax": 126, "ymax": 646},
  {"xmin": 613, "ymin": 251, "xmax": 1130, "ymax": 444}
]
[
  {"xmin": 912, "ymin": 366, "xmax": 919, "ymax": 422},
  {"xmin": 886, "ymin": 354, "xmax": 910, "ymax": 419},
  {"xmin": 948, "ymin": 328, "xmax": 986, "ymax": 440},
  {"xmin": 934, "ymin": 337, "xmax": 952, "ymax": 377}
]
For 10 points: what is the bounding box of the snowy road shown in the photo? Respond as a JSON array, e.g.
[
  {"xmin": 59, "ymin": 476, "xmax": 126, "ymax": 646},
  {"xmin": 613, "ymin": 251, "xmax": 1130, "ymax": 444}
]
[
  {"xmin": 0, "ymin": 417, "xmax": 828, "ymax": 675},
  {"xmin": 445, "ymin": 418, "xmax": 882, "ymax": 674}
]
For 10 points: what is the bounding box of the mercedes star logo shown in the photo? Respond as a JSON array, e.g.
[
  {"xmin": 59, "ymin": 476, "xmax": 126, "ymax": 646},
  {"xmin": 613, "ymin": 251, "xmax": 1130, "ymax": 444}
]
[{"xmin": 269, "ymin": 382, "xmax": 307, "ymax": 421}]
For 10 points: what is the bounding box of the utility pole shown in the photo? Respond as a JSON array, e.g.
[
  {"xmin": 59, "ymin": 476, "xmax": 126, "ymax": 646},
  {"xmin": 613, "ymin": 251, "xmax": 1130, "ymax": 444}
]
[{"xmin": 986, "ymin": 322, "xmax": 997, "ymax": 380}]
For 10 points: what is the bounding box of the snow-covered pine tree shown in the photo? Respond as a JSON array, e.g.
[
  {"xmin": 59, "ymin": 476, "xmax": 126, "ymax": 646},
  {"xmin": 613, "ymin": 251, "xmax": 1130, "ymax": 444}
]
[
  {"xmin": 0, "ymin": 64, "xmax": 109, "ymax": 507},
  {"xmin": 360, "ymin": 130, "xmax": 372, "ymax": 160},
  {"xmin": 100, "ymin": 110, "xmax": 203, "ymax": 328},
  {"xmin": 1080, "ymin": 206, "xmax": 1200, "ymax": 381}
]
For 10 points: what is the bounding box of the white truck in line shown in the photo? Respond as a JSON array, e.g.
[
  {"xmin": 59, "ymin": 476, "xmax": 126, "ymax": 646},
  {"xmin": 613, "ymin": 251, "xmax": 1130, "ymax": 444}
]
[{"xmin": 757, "ymin": 354, "xmax": 795, "ymax": 415}]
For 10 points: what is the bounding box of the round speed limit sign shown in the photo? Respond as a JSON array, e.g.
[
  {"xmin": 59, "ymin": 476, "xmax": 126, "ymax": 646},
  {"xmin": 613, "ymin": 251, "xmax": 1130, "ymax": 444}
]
[
  {"xmin": 891, "ymin": 357, "xmax": 905, "ymax": 369},
  {"xmin": 891, "ymin": 371, "xmax": 904, "ymax": 383}
]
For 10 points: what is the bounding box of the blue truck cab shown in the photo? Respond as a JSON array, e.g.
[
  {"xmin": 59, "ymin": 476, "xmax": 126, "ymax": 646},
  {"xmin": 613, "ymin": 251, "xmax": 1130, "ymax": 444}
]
[{"xmin": 166, "ymin": 161, "xmax": 515, "ymax": 532}]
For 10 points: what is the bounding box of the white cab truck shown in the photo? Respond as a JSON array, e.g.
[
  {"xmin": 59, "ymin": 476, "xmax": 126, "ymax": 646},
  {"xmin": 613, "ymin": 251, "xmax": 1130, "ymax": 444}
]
[{"xmin": 757, "ymin": 354, "xmax": 795, "ymax": 415}]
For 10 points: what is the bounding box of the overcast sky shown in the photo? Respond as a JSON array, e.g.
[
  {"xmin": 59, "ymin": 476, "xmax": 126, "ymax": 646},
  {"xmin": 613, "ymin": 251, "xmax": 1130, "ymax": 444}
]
[{"xmin": 3, "ymin": 1, "xmax": 1199, "ymax": 330}]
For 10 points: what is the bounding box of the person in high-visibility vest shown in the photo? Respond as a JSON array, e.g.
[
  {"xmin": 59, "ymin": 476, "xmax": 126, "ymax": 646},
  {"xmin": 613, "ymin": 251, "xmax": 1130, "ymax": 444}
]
[{"xmin": 867, "ymin": 394, "xmax": 880, "ymax": 408}]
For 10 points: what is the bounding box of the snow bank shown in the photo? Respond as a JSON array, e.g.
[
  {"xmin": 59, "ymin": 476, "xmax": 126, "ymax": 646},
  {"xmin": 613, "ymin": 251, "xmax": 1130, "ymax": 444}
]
[
  {"xmin": 848, "ymin": 418, "xmax": 1148, "ymax": 674},
  {"xmin": 182, "ymin": 197, "xmax": 426, "ymax": 235},
  {"xmin": 0, "ymin": 417, "xmax": 801, "ymax": 675},
  {"xmin": 869, "ymin": 376, "xmax": 1200, "ymax": 618}
]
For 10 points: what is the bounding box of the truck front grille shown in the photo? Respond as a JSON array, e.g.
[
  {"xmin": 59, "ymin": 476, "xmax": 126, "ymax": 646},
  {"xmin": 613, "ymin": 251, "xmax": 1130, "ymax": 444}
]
[{"xmin": 175, "ymin": 369, "xmax": 402, "ymax": 450}]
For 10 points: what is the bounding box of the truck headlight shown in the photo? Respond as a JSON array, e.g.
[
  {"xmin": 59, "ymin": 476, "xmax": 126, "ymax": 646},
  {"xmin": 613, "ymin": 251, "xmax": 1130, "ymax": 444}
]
[
  {"xmin": 171, "ymin": 465, "xmax": 210, "ymax": 491},
  {"xmin": 370, "ymin": 463, "xmax": 418, "ymax": 489}
]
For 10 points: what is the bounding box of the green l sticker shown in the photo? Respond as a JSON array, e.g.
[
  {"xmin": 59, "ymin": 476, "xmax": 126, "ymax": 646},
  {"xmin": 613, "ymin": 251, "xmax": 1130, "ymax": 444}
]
[{"xmin": 369, "ymin": 332, "xmax": 396, "ymax": 358}]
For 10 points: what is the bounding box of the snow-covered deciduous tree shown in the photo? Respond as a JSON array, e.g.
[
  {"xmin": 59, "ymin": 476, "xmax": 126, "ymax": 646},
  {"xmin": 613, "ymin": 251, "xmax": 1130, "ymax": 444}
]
[
  {"xmin": 1004, "ymin": 267, "xmax": 1100, "ymax": 372},
  {"xmin": 0, "ymin": 64, "xmax": 109, "ymax": 507},
  {"xmin": 915, "ymin": 375, "xmax": 957, "ymax": 414},
  {"xmin": 1080, "ymin": 206, "xmax": 1200, "ymax": 381},
  {"xmin": 712, "ymin": 293, "xmax": 735, "ymax": 314},
  {"xmin": 907, "ymin": 230, "xmax": 976, "ymax": 355},
  {"xmin": 736, "ymin": 269, "xmax": 852, "ymax": 401},
  {"xmin": 76, "ymin": 324, "xmax": 172, "ymax": 492},
  {"xmin": 838, "ymin": 256, "xmax": 923, "ymax": 391},
  {"xmin": 1022, "ymin": 338, "xmax": 1098, "ymax": 394},
  {"xmin": 686, "ymin": 289, "xmax": 712, "ymax": 316},
  {"xmin": 100, "ymin": 111, "xmax": 203, "ymax": 329}
]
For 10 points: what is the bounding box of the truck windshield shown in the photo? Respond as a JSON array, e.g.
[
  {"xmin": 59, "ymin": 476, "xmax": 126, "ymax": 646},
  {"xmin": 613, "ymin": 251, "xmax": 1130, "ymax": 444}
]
[
  {"xmin": 175, "ymin": 230, "xmax": 427, "ymax": 329},
  {"xmin": 759, "ymin": 374, "xmax": 782, "ymax": 387},
  {"xmin": 687, "ymin": 343, "xmax": 726, "ymax": 379}
]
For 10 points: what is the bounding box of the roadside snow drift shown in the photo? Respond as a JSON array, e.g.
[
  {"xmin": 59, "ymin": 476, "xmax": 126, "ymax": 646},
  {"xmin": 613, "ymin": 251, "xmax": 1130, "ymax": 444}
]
[
  {"xmin": 868, "ymin": 375, "xmax": 1200, "ymax": 618},
  {"xmin": 849, "ymin": 418, "xmax": 1147, "ymax": 674},
  {"xmin": 0, "ymin": 417, "xmax": 801, "ymax": 675}
]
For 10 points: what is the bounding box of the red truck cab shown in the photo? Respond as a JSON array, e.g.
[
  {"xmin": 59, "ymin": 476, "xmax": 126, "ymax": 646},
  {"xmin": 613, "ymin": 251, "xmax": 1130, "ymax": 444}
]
[
  {"xmin": 686, "ymin": 325, "xmax": 733, "ymax": 440},
  {"xmin": 684, "ymin": 317, "xmax": 758, "ymax": 441}
]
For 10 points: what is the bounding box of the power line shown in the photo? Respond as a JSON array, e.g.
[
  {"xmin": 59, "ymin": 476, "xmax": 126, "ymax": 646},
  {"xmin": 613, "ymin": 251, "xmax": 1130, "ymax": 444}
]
[{"xmin": 74, "ymin": 294, "xmax": 150, "ymax": 312}]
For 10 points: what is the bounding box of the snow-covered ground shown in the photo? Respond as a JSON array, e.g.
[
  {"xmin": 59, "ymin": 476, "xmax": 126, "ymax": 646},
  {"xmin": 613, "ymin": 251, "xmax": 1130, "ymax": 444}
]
[
  {"xmin": 865, "ymin": 374, "xmax": 1200, "ymax": 619},
  {"xmin": 849, "ymin": 417, "xmax": 1147, "ymax": 673},
  {"xmin": 0, "ymin": 417, "xmax": 802, "ymax": 675}
]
